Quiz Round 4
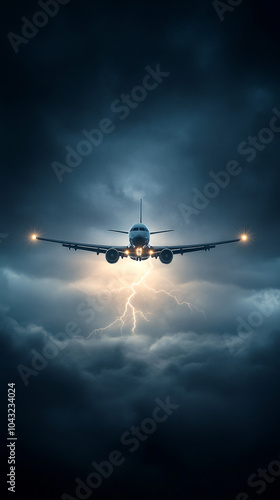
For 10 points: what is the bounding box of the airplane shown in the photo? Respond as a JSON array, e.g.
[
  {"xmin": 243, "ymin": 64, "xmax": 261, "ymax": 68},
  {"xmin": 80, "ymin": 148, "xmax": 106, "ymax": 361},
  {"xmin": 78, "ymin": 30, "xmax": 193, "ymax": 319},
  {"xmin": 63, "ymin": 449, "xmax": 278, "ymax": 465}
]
[{"xmin": 31, "ymin": 199, "xmax": 248, "ymax": 264}]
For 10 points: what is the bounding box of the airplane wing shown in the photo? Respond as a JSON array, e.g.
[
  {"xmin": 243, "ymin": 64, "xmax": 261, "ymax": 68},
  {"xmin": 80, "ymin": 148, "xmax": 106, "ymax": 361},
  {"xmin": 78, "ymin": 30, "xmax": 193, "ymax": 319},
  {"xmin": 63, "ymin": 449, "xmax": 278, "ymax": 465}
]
[
  {"xmin": 35, "ymin": 237, "xmax": 128, "ymax": 256},
  {"xmin": 151, "ymin": 238, "xmax": 241, "ymax": 256}
]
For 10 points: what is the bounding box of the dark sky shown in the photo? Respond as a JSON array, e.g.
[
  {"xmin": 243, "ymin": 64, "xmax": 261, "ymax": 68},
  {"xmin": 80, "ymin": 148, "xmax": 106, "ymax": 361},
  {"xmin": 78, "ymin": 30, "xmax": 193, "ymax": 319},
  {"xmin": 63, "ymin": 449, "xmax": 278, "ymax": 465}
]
[{"xmin": 1, "ymin": 1, "xmax": 280, "ymax": 499}]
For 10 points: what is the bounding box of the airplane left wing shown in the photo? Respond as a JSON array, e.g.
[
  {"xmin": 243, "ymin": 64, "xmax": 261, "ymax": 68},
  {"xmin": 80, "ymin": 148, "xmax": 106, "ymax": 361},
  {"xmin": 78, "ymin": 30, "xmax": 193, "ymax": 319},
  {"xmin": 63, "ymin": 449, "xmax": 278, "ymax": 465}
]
[{"xmin": 35, "ymin": 237, "xmax": 128, "ymax": 256}]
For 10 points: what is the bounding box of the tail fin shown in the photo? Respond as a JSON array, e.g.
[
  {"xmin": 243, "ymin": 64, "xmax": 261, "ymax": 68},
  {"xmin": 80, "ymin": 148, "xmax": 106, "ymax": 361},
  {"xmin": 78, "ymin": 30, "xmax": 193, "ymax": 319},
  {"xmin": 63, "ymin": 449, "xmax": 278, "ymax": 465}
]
[{"xmin": 139, "ymin": 199, "xmax": 143, "ymax": 223}]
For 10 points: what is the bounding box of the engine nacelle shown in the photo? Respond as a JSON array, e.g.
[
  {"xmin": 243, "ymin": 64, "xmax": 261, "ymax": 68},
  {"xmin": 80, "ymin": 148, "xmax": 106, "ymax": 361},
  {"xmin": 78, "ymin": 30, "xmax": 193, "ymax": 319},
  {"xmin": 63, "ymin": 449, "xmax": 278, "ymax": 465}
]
[
  {"xmin": 105, "ymin": 248, "xmax": 119, "ymax": 264},
  {"xmin": 159, "ymin": 248, "xmax": 173, "ymax": 264}
]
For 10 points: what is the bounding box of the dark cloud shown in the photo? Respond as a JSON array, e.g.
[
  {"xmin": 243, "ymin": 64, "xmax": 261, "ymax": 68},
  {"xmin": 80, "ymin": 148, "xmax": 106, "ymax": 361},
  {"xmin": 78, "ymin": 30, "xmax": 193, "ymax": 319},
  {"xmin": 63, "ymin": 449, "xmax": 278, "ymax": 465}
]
[{"xmin": 1, "ymin": 1, "xmax": 280, "ymax": 499}]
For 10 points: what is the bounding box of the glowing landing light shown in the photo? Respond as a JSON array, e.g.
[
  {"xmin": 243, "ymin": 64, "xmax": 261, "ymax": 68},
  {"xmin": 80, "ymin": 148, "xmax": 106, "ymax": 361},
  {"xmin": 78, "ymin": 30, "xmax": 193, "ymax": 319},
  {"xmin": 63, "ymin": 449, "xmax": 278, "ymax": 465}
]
[
  {"xmin": 31, "ymin": 234, "xmax": 37, "ymax": 241},
  {"xmin": 149, "ymin": 250, "xmax": 154, "ymax": 255},
  {"xmin": 136, "ymin": 247, "xmax": 142, "ymax": 257},
  {"xmin": 125, "ymin": 250, "xmax": 130, "ymax": 255},
  {"xmin": 241, "ymin": 234, "xmax": 248, "ymax": 241}
]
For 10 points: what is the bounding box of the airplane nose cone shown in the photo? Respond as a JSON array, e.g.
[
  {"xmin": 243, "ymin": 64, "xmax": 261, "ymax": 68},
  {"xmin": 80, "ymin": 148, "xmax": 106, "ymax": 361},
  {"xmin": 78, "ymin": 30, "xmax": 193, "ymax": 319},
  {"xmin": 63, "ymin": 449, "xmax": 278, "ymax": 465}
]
[{"xmin": 133, "ymin": 236, "xmax": 146, "ymax": 247}]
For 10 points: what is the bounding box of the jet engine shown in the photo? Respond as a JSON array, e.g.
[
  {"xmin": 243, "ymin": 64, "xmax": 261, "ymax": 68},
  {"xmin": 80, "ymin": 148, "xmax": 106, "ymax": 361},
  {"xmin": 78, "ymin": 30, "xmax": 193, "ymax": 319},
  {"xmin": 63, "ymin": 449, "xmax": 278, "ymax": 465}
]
[
  {"xmin": 105, "ymin": 248, "xmax": 119, "ymax": 264},
  {"xmin": 159, "ymin": 248, "xmax": 173, "ymax": 264}
]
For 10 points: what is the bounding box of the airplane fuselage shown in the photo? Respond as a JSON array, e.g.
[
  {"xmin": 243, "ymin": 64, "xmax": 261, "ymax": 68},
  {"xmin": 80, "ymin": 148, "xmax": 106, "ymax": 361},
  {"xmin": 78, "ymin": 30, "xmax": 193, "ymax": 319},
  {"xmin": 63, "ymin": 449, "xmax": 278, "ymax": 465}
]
[
  {"xmin": 129, "ymin": 223, "xmax": 150, "ymax": 247},
  {"xmin": 128, "ymin": 223, "xmax": 151, "ymax": 260}
]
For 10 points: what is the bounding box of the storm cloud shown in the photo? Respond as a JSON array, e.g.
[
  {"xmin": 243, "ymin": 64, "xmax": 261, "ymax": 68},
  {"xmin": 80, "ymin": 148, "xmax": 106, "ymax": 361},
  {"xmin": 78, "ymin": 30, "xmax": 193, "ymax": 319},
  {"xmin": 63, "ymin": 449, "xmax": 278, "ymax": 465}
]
[{"xmin": 1, "ymin": 1, "xmax": 280, "ymax": 499}]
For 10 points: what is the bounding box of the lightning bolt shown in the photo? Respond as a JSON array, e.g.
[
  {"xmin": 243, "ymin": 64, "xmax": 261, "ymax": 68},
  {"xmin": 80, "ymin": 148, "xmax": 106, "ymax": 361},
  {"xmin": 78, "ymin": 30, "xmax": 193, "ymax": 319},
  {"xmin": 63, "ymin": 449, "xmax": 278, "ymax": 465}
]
[
  {"xmin": 87, "ymin": 262, "xmax": 153, "ymax": 338},
  {"xmin": 143, "ymin": 281, "xmax": 205, "ymax": 316},
  {"xmin": 87, "ymin": 260, "xmax": 205, "ymax": 340}
]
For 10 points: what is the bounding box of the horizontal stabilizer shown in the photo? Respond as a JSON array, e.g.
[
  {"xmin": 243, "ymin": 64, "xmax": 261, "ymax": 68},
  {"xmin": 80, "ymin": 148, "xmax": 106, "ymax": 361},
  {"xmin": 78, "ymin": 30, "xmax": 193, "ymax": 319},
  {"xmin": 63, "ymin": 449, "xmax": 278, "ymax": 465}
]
[
  {"xmin": 108, "ymin": 230, "xmax": 129, "ymax": 234},
  {"xmin": 150, "ymin": 230, "xmax": 174, "ymax": 235}
]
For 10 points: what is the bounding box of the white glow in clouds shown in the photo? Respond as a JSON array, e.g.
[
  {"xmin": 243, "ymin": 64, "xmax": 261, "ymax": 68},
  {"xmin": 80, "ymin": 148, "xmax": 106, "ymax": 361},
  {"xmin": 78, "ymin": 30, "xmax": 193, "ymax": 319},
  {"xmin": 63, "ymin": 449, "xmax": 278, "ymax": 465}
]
[{"xmin": 83, "ymin": 260, "xmax": 205, "ymax": 338}]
